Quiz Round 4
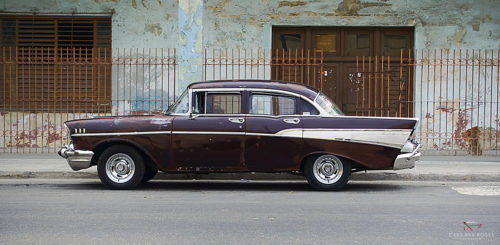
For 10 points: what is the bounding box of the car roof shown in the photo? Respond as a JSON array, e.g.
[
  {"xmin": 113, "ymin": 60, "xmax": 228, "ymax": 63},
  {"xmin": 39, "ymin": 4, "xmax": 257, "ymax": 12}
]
[{"xmin": 188, "ymin": 80, "xmax": 320, "ymax": 100}]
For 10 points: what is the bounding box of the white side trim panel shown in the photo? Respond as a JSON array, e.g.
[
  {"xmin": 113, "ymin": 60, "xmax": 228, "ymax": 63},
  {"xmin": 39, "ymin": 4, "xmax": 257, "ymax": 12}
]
[{"xmin": 302, "ymin": 129, "xmax": 412, "ymax": 149}]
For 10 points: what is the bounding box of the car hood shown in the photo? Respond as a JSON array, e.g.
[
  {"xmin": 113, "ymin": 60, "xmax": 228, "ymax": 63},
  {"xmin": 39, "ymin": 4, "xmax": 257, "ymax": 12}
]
[{"xmin": 65, "ymin": 115, "xmax": 174, "ymax": 135}]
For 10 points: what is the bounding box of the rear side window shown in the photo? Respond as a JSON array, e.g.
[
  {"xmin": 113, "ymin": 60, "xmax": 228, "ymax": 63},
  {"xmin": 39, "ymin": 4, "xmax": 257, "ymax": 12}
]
[{"xmin": 250, "ymin": 94, "xmax": 297, "ymax": 116}]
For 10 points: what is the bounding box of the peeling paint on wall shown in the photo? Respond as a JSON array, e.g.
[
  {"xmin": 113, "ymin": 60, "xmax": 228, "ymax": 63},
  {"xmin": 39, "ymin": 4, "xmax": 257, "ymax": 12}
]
[
  {"xmin": 145, "ymin": 23, "xmax": 163, "ymax": 36},
  {"xmin": 178, "ymin": 0, "xmax": 203, "ymax": 92}
]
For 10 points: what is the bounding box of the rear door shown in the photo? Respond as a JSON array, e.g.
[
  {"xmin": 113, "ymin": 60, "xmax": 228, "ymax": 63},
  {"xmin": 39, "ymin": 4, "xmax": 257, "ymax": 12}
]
[{"xmin": 244, "ymin": 92, "xmax": 303, "ymax": 171}]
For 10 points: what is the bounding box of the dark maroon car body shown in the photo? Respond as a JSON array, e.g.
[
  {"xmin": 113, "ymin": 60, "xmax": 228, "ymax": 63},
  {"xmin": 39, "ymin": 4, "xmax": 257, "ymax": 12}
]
[{"xmin": 59, "ymin": 80, "xmax": 420, "ymax": 190}]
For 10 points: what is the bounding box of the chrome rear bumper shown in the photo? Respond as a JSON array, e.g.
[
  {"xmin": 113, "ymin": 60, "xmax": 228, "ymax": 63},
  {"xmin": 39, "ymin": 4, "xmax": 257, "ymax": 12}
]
[
  {"xmin": 58, "ymin": 144, "xmax": 94, "ymax": 171},
  {"xmin": 393, "ymin": 141, "xmax": 421, "ymax": 170}
]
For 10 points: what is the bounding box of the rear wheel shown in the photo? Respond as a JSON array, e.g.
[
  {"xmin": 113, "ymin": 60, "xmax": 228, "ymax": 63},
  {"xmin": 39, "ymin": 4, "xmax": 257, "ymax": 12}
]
[
  {"xmin": 97, "ymin": 145, "xmax": 145, "ymax": 190},
  {"xmin": 304, "ymin": 154, "xmax": 351, "ymax": 191}
]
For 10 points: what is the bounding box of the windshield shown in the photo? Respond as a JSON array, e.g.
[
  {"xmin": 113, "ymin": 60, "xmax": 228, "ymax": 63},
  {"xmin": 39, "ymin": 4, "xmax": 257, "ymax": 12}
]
[
  {"xmin": 314, "ymin": 92, "xmax": 344, "ymax": 116},
  {"xmin": 165, "ymin": 89, "xmax": 189, "ymax": 114}
]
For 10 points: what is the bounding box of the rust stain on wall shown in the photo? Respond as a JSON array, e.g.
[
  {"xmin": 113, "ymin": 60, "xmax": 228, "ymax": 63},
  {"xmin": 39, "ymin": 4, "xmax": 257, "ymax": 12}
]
[
  {"xmin": 94, "ymin": 0, "xmax": 118, "ymax": 3},
  {"xmin": 278, "ymin": 1, "xmax": 307, "ymax": 8},
  {"xmin": 335, "ymin": 0, "xmax": 391, "ymax": 16}
]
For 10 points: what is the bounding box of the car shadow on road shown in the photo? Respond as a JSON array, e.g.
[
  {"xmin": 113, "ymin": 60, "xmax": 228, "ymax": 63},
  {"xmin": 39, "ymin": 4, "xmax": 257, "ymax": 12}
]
[
  {"xmin": 131, "ymin": 180, "xmax": 406, "ymax": 192},
  {"xmin": 52, "ymin": 179, "xmax": 406, "ymax": 192}
]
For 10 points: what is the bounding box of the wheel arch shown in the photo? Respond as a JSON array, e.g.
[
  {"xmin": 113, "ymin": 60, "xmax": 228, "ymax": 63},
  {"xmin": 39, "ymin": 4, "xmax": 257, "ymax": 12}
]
[
  {"xmin": 300, "ymin": 151, "xmax": 358, "ymax": 173},
  {"xmin": 90, "ymin": 139, "xmax": 159, "ymax": 171}
]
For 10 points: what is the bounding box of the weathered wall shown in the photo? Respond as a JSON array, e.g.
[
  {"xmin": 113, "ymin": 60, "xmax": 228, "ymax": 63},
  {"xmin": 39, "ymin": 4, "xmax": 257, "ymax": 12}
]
[
  {"xmin": 203, "ymin": 0, "xmax": 499, "ymax": 49},
  {"xmin": 1, "ymin": 0, "xmax": 179, "ymax": 48},
  {"xmin": 1, "ymin": 0, "xmax": 499, "ymax": 154}
]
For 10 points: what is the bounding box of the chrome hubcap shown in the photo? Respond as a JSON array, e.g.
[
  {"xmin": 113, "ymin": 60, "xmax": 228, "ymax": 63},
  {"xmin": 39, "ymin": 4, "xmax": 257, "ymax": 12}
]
[
  {"xmin": 313, "ymin": 155, "xmax": 343, "ymax": 184},
  {"xmin": 105, "ymin": 153, "xmax": 135, "ymax": 183}
]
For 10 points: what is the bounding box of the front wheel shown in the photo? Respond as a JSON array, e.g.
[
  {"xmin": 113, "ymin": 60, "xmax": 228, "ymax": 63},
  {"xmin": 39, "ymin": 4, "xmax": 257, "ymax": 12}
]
[
  {"xmin": 304, "ymin": 154, "xmax": 351, "ymax": 191},
  {"xmin": 97, "ymin": 145, "xmax": 145, "ymax": 190}
]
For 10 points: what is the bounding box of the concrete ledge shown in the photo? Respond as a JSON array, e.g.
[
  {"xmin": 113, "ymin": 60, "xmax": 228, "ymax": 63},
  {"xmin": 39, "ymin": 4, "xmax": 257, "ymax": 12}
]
[{"xmin": 1, "ymin": 171, "xmax": 499, "ymax": 182}]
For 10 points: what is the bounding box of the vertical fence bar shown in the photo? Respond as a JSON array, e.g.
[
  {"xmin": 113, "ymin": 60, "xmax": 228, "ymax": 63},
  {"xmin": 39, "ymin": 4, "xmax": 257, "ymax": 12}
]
[
  {"xmin": 29, "ymin": 48, "xmax": 33, "ymax": 152},
  {"xmin": 362, "ymin": 56, "xmax": 365, "ymax": 116},
  {"xmin": 368, "ymin": 56, "xmax": 371, "ymax": 116},
  {"xmin": 356, "ymin": 56, "xmax": 359, "ymax": 116},
  {"xmin": 129, "ymin": 48, "xmax": 133, "ymax": 114},
  {"xmin": 1, "ymin": 48, "xmax": 4, "ymax": 152},
  {"xmin": 320, "ymin": 50, "xmax": 323, "ymax": 92},
  {"xmin": 15, "ymin": 47, "xmax": 19, "ymax": 152},
  {"xmin": 232, "ymin": 48, "xmax": 235, "ymax": 80},
  {"xmin": 161, "ymin": 48, "xmax": 164, "ymax": 112},
  {"xmin": 380, "ymin": 56, "xmax": 384, "ymax": 117},
  {"xmin": 477, "ymin": 49, "xmax": 481, "ymax": 154},
  {"xmin": 60, "ymin": 48, "xmax": 64, "ymax": 148},
  {"xmin": 445, "ymin": 49, "xmax": 449, "ymax": 148},
  {"xmin": 9, "ymin": 47, "xmax": 13, "ymax": 153},
  {"xmin": 167, "ymin": 48, "xmax": 170, "ymax": 107},
  {"xmin": 407, "ymin": 50, "xmax": 412, "ymax": 118},
  {"xmin": 21, "ymin": 48, "xmax": 25, "ymax": 152},
  {"xmin": 47, "ymin": 47, "xmax": 51, "ymax": 153},
  {"xmin": 438, "ymin": 49, "xmax": 443, "ymax": 147},
  {"xmin": 489, "ymin": 49, "xmax": 494, "ymax": 150},
  {"xmin": 155, "ymin": 48, "xmax": 158, "ymax": 112},
  {"xmin": 432, "ymin": 49, "xmax": 437, "ymax": 147},
  {"xmin": 375, "ymin": 56, "xmax": 378, "ymax": 117},
  {"xmin": 471, "ymin": 49, "xmax": 474, "ymax": 141},
  {"xmin": 387, "ymin": 56, "xmax": 390, "ymax": 117},
  {"xmin": 418, "ymin": 49, "xmax": 423, "ymax": 141},
  {"xmin": 495, "ymin": 50, "xmax": 500, "ymax": 155},
  {"xmin": 250, "ymin": 48, "xmax": 253, "ymax": 80},
  {"xmin": 451, "ymin": 49, "xmax": 455, "ymax": 149},
  {"xmin": 381, "ymin": 56, "xmax": 384, "ymax": 117},
  {"xmin": 40, "ymin": 47, "xmax": 44, "ymax": 152},
  {"xmin": 173, "ymin": 48, "xmax": 176, "ymax": 103},
  {"xmin": 399, "ymin": 49, "xmax": 403, "ymax": 116},
  {"xmin": 483, "ymin": 50, "xmax": 487, "ymax": 151}
]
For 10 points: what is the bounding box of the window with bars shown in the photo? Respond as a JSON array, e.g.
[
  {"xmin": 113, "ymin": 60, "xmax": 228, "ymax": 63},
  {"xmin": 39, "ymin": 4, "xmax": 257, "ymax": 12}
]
[{"xmin": 0, "ymin": 16, "xmax": 112, "ymax": 113}]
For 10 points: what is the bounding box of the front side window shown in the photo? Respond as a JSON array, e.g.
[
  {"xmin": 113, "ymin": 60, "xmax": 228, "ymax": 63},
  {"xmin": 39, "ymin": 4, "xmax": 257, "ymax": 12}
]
[
  {"xmin": 314, "ymin": 92, "xmax": 344, "ymax": 116},
  {"xmin": 203, "ymin": 93, "xmax": 241, "ymax": 114},
  {"xmin": 250, "ymin": 94, "xmax": 296, "ymax": 116}
]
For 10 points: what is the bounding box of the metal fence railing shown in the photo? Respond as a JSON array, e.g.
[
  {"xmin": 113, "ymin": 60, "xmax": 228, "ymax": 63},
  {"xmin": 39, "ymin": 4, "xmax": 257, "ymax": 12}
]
[{"xmin": 1, "ymin": 47, "xmax": 498, "ymax": 155}]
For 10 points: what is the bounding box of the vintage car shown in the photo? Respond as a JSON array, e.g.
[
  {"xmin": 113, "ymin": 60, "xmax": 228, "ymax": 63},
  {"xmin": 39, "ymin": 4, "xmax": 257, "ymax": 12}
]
[{"xmin": 58, "ymin": 80, "xmax": 420, "ymax": 190}]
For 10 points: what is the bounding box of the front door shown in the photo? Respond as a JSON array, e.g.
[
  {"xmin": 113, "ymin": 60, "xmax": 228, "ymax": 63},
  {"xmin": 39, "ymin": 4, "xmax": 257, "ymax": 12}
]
[
  {"xmin": 245, "ymin": 92, "xmax": 303, "ymax": 171},
  {"xmin": 172, "ymin": 92, "xmax": 244, "ymax": 171}
]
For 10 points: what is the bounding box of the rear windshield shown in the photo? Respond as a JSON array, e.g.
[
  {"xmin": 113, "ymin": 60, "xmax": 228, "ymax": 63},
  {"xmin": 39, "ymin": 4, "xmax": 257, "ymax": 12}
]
[{"xmin": 314, "ymin": 92, "xmax": 344, "ymax": 116}]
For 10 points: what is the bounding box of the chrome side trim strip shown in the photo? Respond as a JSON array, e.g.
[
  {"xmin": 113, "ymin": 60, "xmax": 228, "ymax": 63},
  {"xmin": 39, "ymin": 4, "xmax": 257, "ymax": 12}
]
[
  {"xmin": 171, "ymin": 131, "xmax": 245, "ymax": 136},
  {"xmin": 72, "ymin": 131, "xmax": 172, "ymax": 137}
]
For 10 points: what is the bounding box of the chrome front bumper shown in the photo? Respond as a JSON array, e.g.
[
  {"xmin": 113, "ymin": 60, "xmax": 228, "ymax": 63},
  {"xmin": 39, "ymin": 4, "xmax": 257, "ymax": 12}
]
[
  {"xmin": 393, "ymin": 141, "xmax": 421, "ymax": 170},
  {"xmin": 58, "ymin": 144, "xmax": 94, "ymax": 171}
]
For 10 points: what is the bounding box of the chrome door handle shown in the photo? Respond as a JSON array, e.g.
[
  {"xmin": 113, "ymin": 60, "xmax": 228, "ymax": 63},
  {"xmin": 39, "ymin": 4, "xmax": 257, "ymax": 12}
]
[
  {"xmin": 283, "ymin": 118, "xmax": 300, "ymax": 124},
  {"xmin": 228, "ymin": 117, "xmax": 245, "ymax": 123}
]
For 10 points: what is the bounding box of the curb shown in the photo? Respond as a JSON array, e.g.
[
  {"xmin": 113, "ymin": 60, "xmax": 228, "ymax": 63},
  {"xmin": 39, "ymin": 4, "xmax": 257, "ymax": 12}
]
[{"xmin": 1, "ymin": 171, "xmax": 499, "ymax": 182}]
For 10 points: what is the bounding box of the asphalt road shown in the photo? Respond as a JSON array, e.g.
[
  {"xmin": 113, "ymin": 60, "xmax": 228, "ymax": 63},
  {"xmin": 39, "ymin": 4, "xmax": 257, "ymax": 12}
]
[{"xmin": 0, "ymin": 180, "xmax": 499, "ymax": 245}]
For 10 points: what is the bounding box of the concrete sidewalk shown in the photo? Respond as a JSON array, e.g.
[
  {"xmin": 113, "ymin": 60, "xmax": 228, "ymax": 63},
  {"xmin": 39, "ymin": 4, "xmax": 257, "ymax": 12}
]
[{"xmin": 0, "ymin": 153, "xmax": 499, "ymax": 182}]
